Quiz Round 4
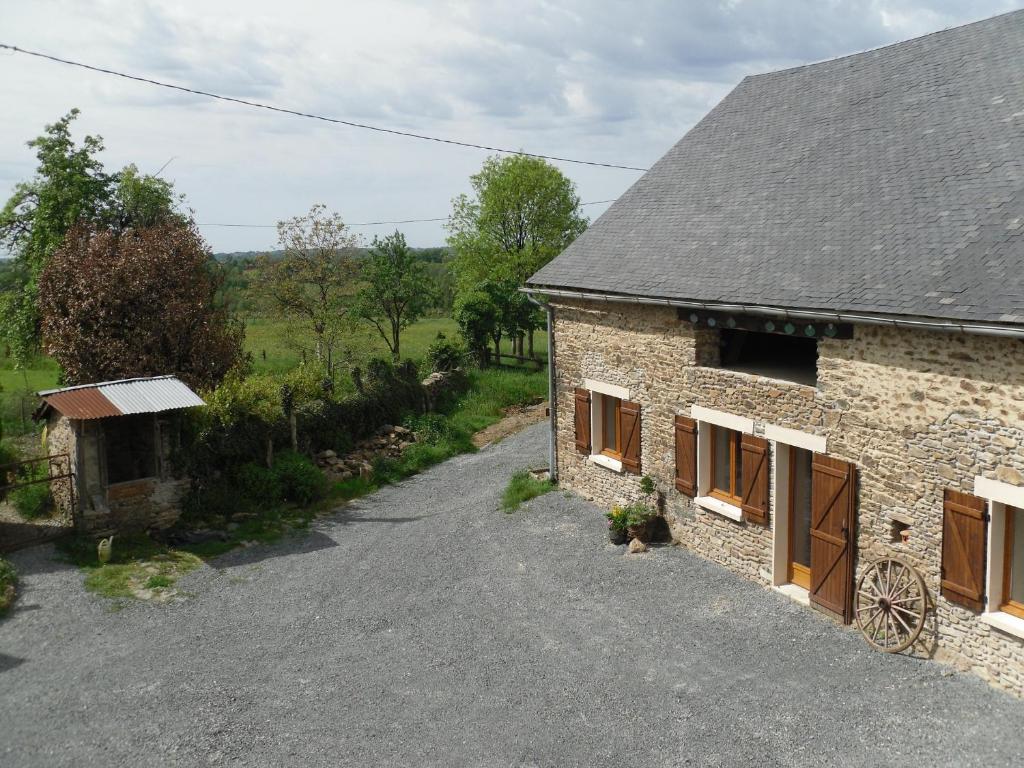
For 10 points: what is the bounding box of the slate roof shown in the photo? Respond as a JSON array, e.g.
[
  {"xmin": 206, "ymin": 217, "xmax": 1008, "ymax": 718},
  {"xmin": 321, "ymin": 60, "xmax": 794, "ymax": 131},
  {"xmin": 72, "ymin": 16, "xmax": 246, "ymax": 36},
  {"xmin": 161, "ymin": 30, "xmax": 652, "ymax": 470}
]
[{"xmin": 528, "ymin": 10, "xmax": 1024, "ymax": 327}]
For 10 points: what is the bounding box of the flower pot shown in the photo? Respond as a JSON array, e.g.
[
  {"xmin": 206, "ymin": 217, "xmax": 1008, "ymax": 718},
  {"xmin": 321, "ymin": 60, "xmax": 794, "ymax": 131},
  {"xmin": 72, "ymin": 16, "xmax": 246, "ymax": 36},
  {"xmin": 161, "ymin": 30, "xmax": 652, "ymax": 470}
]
[
  {"xmin": 626, "ymin": 521, "xmax": 649, "ymax": 542},
  {"xmin": 609, "ymin": 527, "xmax": 628, "ymax": 545}
]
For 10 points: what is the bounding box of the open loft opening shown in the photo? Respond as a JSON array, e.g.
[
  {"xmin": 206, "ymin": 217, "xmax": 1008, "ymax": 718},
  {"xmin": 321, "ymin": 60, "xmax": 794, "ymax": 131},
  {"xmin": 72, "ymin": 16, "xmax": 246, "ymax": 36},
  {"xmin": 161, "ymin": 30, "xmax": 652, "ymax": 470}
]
[{"xmin": 718, "ymin": 329, "xmax": 818, "ymax": 386}]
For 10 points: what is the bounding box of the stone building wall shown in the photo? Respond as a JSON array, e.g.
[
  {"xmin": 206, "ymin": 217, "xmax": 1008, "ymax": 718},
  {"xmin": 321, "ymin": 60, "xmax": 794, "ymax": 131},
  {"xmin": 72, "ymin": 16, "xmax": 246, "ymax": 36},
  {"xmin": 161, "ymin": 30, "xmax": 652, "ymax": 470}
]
[{"xmin": 551, "ymin": 297, "xmax": 1024, "ymax": 695}]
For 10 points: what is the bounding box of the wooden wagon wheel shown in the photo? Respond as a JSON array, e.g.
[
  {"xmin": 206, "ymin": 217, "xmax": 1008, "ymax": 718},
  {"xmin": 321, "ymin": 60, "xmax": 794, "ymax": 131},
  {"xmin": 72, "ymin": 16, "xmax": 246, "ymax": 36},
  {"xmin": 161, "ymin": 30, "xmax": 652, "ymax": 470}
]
[{"xmin": 854, "ymin": 557, "xmax": 928, "ymax": 653}]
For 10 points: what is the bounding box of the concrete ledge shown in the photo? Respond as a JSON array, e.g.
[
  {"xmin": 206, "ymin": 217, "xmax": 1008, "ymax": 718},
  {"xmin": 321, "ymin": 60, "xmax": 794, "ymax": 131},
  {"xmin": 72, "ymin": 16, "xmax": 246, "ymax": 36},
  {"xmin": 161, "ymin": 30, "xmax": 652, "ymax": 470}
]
[
  {"xmin": 691, "ymin": 406, "xmax": 754, "ymax": 434},
  {"xmin": 589, "ymin": 454, "xmax": 623, "ymax": 473},
  {"xmin": 696, "ymin": 495, "xmax": 743, "ymax": 522},
  {"xmin": 773, "ymin": 583, "xmax": 811, "ymax": 607},
  {"xmin": 980, "ymin": 611, "xmax": 1024, "ymax": 642}
]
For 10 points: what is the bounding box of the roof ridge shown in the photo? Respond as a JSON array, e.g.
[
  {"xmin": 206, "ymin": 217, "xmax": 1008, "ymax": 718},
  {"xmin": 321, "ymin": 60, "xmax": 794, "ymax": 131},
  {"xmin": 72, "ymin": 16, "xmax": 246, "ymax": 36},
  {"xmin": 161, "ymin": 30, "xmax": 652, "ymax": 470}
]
[
  {"xmin": 37, "ymin": 374, "xmax": 177, "ymax": 396},
  {"xmin": 746, "ymin": 7, "xmax": 1024, "ymax": 81}
]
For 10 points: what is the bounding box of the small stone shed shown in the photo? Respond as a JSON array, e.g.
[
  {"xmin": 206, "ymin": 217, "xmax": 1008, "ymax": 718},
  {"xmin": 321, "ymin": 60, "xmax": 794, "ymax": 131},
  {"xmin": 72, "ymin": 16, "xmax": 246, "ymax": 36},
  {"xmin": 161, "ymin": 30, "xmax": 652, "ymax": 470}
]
[{"xmin": 35, "ymin": 376, "xmax": 204, "ymax": 533}]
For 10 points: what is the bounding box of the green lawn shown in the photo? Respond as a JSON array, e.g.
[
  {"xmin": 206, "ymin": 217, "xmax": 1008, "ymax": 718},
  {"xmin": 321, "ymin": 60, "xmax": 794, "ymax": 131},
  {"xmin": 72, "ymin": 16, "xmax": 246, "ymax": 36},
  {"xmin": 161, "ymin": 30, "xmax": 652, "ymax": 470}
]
[{"xmin": 0, "ymin": 356, "xmax": 60, "ymax": 438}]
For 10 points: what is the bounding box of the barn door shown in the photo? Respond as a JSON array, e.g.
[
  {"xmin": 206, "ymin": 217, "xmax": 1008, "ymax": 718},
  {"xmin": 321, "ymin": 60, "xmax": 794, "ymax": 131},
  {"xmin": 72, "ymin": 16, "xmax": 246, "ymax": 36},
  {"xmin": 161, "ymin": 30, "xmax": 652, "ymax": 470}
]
[{"xmin": 809, "ymin": 454, "xmax": 857, "ymax": 623}]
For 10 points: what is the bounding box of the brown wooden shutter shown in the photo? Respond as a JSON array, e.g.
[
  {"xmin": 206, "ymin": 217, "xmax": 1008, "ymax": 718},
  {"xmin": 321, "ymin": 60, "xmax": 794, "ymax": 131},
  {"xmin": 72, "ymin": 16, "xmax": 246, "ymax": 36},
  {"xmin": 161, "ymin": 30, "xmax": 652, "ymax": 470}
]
[
  {"xmin": 674, "ymin": 415, "xmax": 697, "ymax": 497},
  {"xmin": 940, "ymin": 489, "xmax": 988, "ymax": 612},
  {"xmin": 740, "ymin": 434, "xmax": 769, "ymax": 525},
  {"xmin": 573, "ymin": 388, "xmax": 591, "ymax": 454},
  {"xmin": 620, "ymin": 400, "xmax": 641, "ymax": 475},
  {"xmin": 809, "ymin": 455, "xmax": 856, "ymax": 624}
]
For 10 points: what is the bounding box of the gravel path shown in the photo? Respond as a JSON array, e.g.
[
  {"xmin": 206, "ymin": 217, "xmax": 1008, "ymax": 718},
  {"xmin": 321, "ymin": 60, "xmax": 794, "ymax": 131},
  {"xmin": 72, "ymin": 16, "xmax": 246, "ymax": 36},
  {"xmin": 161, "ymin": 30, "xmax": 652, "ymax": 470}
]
[{"xmin": 2, "ymin": 422, "xmax": 1024, "ymax": 767}]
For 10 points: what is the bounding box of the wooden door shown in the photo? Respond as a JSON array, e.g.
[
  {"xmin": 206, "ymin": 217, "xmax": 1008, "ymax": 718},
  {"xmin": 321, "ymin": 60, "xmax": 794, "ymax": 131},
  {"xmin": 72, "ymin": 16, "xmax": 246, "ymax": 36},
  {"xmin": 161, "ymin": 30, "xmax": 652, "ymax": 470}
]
[{"xmin": 809, "ymin": 454, "xmax": 856, "ymax": 623}]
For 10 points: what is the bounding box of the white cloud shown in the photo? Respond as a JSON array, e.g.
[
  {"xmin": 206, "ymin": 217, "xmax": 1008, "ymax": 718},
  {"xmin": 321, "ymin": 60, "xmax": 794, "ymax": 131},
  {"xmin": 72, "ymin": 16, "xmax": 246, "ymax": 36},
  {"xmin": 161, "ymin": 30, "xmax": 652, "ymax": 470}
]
[{"xmin": 0, "ymin": 0, "xmax": 1019, "ymax": 251}]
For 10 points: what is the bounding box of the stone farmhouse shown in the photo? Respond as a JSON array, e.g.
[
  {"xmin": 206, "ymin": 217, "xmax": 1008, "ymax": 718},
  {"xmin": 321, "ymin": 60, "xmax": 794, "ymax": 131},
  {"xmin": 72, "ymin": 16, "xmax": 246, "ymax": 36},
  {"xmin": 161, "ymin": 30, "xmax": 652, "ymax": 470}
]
[{"xmin": 526, "ymin": 11, "xmax": 1024, "ymax": 693}]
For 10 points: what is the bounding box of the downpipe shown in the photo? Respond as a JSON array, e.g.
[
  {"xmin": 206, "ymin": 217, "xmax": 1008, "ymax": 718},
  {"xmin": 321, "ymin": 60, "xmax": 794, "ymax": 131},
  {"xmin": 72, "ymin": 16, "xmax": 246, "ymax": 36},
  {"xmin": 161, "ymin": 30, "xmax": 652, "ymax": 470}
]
[{"xmin": 527, "ymin": 294, "xmax": 558, "ymax": 483}]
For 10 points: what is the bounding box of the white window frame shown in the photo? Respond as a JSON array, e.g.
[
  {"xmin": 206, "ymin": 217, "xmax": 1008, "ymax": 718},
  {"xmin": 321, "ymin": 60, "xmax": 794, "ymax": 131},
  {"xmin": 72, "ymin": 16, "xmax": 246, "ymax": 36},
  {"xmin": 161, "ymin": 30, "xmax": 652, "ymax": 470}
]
[
  {"xmin": 585, "ymin": 380, "xmax": 630, "ymax": 473},
  {"xmin": 765, "ymin": 425, "xmax": 826, "ymax": 595},
  {"xmin": 692, "ymin": 406, "xmax": 754, "ymax": 522},
  {"xmin": 974, "ymin": 476, "xmax": 1024, "ymax": 640}
]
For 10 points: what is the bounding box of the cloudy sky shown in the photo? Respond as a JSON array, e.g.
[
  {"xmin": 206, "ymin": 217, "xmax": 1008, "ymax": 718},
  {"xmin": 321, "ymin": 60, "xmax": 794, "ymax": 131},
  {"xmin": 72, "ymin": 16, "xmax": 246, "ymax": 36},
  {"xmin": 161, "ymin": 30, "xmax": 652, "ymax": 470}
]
[{"xmin": 2, "ymin": 0, "xmax": 1020, "ymax": 252}]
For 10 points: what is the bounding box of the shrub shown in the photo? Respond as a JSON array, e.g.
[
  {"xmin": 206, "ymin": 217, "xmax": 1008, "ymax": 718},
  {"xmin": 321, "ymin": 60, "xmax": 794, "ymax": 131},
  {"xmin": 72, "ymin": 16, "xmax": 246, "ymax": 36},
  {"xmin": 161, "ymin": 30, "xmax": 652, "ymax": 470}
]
[
  {"xmin": 403, "ymin": 413, "xmax": 455, "ymax": 445},
  {"xmin": 271, "ymin": 451, "xmax": 328, "ymax": 505},
  {"xmin": 427, "ymin": 334, "xmax": 466, "ymax": 372},
  {"xmin": 11, "ymin": 480, "xmax": 51, "ymax": 520},
  {"xmin": 180, "ymin": 478, "xmax": 248, "ymax": 522},
  {"xmin": 233, "ymin": 462, "xmax": 283, "ymax": 506},
  {"xmin": 0, "ymin": 557, "xmax": 16, "ymax": 616},
  {"xmin": 501, "ymin": 470, "xmax": 555, "ymax": 511}
]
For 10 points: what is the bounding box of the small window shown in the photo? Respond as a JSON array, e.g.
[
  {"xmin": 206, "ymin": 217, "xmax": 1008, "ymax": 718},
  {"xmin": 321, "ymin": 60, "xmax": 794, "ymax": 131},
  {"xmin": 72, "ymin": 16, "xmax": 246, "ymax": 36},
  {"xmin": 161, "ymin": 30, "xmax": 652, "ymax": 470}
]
[
  {"xmin": 718, "ymin": 329, "xmax": 817, "ymax": 386},
  {"xmin": 598, "ymin": 394, "xmax": 622, "ymax": 458},
  {"xmin": 1002, "ymin": 506, "xmax": 1024, "ymax": 620},
  {"xmin": 104, "ymin": 414, "xmax": 157, "ymax": 484},
  {"xmin": 710, "ymin": 425, "xmax": 743, "ymax": 505}
]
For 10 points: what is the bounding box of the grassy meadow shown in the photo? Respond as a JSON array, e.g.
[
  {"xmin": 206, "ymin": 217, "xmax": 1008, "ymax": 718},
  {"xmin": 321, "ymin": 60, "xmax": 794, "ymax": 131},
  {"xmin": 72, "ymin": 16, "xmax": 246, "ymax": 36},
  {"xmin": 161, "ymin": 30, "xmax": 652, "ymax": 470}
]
[{"xmin": 1, "ymin": 315, "xmax": 548, "ymax": 439}]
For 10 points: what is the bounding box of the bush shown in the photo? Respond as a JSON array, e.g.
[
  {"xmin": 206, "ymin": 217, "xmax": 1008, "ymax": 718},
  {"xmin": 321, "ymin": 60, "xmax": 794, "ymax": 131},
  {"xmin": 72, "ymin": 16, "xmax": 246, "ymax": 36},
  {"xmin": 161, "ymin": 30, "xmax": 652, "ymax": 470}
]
[
  {"xmin": 427, "ymin": 334, "xmax": 466, "ymax": 372},
  {"xmin": 180, "ymin": 478, "xmax": 248, "ymax": 522},
  {"xmin": 271, "ymin": 451, "xmax": 328, "ymax": 505},
  {"xmin": 233, "ymin": 462, "xmax": 283, "ymax": 506},
  {"xmin": 0, "ymin": 557, "xmax": 16, "ymax": 616},
  {"xmin": 11, "ymin": 480, "xmax": 51, "ymax": 520}
]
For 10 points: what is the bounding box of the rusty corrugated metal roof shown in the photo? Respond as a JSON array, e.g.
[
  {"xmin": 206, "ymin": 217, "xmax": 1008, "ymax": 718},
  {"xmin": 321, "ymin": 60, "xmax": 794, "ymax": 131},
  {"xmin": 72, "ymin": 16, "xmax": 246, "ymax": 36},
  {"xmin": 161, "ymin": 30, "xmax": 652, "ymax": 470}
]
[
  {"xmin": 38, "ymin": 388, "xmax": 121, "ymax": 419},
  {"xmin": 37, "ymin": 376, "xmax": 205, "ymax": 420}
]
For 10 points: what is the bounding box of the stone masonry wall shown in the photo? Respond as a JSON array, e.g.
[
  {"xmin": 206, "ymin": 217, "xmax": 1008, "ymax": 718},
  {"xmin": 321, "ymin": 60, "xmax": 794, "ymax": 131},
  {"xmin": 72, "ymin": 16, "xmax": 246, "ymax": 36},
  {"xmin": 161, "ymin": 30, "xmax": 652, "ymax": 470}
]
[{"xmin": 551, "ymin": 298, "xmax": 1024, "ymax": 695}]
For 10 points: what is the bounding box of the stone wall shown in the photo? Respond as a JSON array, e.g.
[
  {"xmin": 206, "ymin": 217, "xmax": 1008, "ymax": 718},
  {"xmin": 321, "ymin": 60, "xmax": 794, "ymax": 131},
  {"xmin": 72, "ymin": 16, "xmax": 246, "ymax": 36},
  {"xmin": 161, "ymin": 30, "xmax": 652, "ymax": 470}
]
[{"xmin": 551, "ymin": 297, "xmax": 1024, "ymax": 695}]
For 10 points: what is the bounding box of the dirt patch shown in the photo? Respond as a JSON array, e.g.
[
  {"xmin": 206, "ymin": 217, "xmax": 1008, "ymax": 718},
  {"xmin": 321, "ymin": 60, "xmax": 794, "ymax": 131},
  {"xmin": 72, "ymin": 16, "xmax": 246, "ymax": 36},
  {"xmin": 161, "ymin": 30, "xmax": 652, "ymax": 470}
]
[{"xmin": 473, "ymin": 401, "xmax": 549, "ymax": 448}]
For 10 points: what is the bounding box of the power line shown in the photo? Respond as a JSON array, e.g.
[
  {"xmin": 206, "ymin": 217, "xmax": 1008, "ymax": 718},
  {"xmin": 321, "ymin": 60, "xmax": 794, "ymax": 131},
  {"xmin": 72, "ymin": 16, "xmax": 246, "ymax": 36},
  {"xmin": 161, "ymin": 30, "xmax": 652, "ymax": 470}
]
[
  {"xmin": 196, "ymin": 199, "xmax": 618, "ymax": 229},
  {"xmin": 0, "ymin": 44, "xmax": 650, "ymax": 173}
]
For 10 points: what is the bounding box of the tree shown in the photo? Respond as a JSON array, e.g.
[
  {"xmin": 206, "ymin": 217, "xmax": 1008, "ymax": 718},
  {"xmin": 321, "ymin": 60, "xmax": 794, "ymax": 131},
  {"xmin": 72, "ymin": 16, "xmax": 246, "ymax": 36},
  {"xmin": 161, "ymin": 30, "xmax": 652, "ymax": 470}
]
[
  {"xmin": 447, "ymin": 154, "xmax": 587, "ymax": 356},
  {"xmin": 0, "ymin": 110, "xmax": 186, "ymax": 365},
  {"xmin": 38, "ymin": 222, "xmax": 244, "ymax": 389},
  {"xmin": 453, "ymin": 290, "xmax": 497, "ymax": 367},
  {"xmin": 255, "ymin": 205, "xmax": 360, "ymax": 377},
  {"xmin": 353, "ymin": 231, "xmax": 430, "ymax": 361}
]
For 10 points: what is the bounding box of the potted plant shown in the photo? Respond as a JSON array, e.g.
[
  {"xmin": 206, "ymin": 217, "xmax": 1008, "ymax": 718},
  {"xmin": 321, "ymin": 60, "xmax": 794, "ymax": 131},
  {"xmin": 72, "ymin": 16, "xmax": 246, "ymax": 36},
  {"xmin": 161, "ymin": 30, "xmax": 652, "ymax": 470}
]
[
  {"xmin": 605, "ymin": 505, "xmax": 629, "ymax": 545},
  {"xmin": 625, "ymin": 475, "xmax": 659, "ymax": 542}
]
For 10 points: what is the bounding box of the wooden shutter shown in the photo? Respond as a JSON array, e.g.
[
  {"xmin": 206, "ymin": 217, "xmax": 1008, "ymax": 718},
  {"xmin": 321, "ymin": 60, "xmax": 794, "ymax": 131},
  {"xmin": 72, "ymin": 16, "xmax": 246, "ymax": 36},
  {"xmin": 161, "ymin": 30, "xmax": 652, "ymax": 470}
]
[
  {"xmin": 940, "ymin": 489, "xmax": 988, "ymax": 612},
  {"xmin": 620, "ymin": 400, "xmax": 641, "ymax": 475},
  {"xmin": 740, "ymin": 434, "xmax": 769, "ymax": 525},
  {"xmin": 674, "ymin": 415, "xmax": 697, "ymax": 497},
  {"xmin": 573, "ymin": 388, "xmax": 591, "ymax": 454},
  {"xmin": 809, "ymin": 455, "xmax": 856, "ymax": 624}
]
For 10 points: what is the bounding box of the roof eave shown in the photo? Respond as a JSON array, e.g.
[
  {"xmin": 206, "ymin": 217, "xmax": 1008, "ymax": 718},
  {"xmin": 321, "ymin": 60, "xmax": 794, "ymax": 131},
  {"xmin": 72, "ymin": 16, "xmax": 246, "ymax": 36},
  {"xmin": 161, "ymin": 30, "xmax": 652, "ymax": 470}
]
[{"xmin": 522, "ymin": 285, "xmax": 1024, "ymax": 339}]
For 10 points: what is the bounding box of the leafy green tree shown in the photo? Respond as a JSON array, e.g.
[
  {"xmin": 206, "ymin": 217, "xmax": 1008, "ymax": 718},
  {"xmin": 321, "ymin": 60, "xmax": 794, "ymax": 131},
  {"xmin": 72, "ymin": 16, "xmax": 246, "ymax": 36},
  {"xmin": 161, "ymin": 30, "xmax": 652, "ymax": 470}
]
[
  {"xmin": 447, "ymin": 155, "xmax": 587, "ymax": 289},
  {"xmin": 353, "ymin": 231, "xmax": 430, "ymax": 361},
  {"xmin": 0, "ymin": 110, "xmax": 110, "ymax": 365},
  {"xmin": 447, "ymin": 154, "xmax": 586, "ymax": 356},
  {"xmin": 453, "ymin": 289, "xmax": 497, "ymax": 366},
  {"xmin": 255, "ymin": 204, "xmax": 360, "ymax": 377},
  {"xmin": 0, "ymin": 110, "xmax": 186, "ymax": 366}
]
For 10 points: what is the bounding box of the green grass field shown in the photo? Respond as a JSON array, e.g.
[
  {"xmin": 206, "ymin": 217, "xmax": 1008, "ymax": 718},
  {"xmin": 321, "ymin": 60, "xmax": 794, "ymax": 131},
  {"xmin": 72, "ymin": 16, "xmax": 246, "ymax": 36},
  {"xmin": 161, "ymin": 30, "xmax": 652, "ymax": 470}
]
[{"xmin": 1, "ymin": 316, "xmax": 548, "ymax": 437}]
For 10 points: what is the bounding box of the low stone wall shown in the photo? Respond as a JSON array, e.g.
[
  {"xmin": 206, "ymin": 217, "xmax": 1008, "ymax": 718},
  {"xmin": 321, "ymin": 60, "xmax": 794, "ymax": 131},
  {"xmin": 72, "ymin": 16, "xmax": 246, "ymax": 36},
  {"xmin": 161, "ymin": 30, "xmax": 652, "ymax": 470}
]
[
  {"xmin": 551, "ymin": 297, "xmax": 1024, "ymax": 695},
  {"xmin": 81, "ymin": 478, "xmax": 187, "ymax": 534}
]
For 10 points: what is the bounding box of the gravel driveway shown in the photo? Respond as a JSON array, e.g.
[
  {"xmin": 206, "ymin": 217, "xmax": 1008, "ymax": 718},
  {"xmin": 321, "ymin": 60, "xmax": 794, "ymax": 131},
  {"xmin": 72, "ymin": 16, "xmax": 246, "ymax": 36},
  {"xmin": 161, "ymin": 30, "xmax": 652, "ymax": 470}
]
[{"xmin": 2, "ymin": 422, "xmax": 1024, "ymax": 767}]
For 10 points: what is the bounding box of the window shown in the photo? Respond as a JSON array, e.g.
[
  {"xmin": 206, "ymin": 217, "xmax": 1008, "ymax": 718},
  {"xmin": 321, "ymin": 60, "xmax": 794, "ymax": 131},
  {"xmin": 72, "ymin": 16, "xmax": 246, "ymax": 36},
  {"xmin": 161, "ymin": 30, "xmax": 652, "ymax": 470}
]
[
  {"xmin": 104, "ymin": 414, "xmax": 157, "ymax": 484},
  {"xmin": 1002, "ymin": 506, "xmax": 1024, "ymax": 620},
  {"xmin": 718, "ymin": 329, "xmax": 817, "ymax": 386},
  {"xmin": 788, "ymin": 447, "xmax": 813, "ymax": 590},
  {"xmin": 710, "ymin": 425, "xmax": 743, "ymax": 505},
  {"xmin": 598, "ymin": 394, "xmax": 622, "ymax": 458}
]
